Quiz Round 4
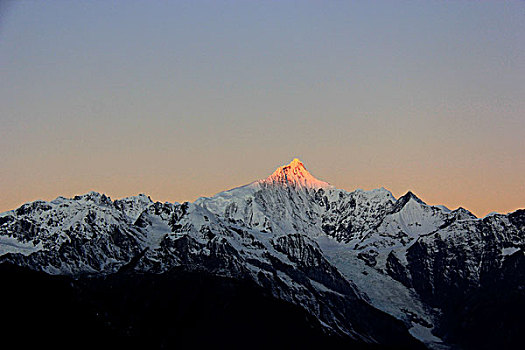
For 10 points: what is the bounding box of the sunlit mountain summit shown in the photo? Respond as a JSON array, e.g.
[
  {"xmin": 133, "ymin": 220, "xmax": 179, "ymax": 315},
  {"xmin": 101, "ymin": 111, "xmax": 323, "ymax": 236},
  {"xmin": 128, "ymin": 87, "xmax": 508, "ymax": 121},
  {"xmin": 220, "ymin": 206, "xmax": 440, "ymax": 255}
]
[{"xmin": 258, "ymin": 158, "xmax": 332, "ymax": 189}]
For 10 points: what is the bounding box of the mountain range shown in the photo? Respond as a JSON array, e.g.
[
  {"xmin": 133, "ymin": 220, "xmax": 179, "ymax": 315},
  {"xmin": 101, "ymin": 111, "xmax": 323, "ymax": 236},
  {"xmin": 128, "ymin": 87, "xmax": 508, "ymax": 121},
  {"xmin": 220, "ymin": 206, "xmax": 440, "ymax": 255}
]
[{"xmin": 1, "ymin": 158, "xmax": 523, "ymax": 349}]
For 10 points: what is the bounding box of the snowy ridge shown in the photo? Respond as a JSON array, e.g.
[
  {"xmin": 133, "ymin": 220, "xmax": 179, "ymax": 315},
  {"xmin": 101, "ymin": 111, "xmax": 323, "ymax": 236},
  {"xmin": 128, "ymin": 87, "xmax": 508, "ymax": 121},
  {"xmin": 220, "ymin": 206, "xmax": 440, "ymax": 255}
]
[{"xmin": 0, "ymin": 158, "xmax": 523, "ymax": 349}]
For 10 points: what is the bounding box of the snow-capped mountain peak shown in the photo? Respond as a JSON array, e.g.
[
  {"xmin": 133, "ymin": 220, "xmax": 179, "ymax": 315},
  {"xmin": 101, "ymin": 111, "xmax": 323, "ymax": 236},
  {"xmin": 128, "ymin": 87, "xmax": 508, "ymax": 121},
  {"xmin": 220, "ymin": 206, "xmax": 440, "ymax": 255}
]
[
  {"xmin": 259, "ymin": 158, "xmax": 332, "ymax": 189},
  {"xmin": 1, "ymin": 158, "xmax": 523, "ymax": 349}
]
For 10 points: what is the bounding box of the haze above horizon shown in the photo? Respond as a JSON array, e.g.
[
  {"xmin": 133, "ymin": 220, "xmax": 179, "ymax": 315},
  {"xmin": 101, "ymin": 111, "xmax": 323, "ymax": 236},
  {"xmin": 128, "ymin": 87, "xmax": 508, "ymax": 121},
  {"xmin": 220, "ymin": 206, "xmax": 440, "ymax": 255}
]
[{"xmin": 1, "ymin": 1, "xmax": 523, "ymax": 216}]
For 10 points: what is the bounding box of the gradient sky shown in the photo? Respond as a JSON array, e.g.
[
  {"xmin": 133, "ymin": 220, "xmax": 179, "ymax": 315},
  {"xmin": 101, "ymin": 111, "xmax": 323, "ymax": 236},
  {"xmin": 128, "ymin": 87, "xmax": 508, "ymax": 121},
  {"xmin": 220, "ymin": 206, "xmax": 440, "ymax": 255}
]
[{"xmin": 1, "ymin": 1, "xmax": 524, "ymax": 217}]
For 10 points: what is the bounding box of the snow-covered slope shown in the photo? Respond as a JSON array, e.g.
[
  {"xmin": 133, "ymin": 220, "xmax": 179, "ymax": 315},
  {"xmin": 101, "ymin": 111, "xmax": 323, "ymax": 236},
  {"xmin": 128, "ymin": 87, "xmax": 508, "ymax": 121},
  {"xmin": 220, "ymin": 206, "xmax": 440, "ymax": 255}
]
[
  {"xmin": 194, "ymin": 158, "xmax": 524, "ymax": 348},
  {"xmin": 1, "ymin": 158, "xmax": 523, "ymax": 349}
]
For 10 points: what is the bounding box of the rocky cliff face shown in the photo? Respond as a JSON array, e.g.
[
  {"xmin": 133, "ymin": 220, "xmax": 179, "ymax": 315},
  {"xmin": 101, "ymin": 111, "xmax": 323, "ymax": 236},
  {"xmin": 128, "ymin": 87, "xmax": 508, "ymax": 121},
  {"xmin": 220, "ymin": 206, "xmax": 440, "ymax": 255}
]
[{"xmin": 1, "ymin": 159, "xmax": 523, "ymax": 349}]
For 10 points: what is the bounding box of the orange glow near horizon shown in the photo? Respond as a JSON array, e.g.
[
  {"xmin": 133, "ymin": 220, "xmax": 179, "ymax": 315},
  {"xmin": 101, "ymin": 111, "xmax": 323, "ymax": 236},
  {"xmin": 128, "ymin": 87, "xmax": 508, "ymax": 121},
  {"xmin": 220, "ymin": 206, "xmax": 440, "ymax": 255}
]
[
  {"xmin": 1, "ymin": 2, "xmax": 523, "ymax": 218},
  {"xmin": 1, "ymin": 156, "xmax": 523, "ymax": 218}
]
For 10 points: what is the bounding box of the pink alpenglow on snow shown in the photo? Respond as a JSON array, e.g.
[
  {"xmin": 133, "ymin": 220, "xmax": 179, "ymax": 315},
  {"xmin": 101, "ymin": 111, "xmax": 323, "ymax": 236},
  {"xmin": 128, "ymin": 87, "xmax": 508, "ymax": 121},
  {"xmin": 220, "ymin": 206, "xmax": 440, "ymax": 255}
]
[{"xmin": 259, "ymin": 158, "xmax": 332, "ymax": 189}]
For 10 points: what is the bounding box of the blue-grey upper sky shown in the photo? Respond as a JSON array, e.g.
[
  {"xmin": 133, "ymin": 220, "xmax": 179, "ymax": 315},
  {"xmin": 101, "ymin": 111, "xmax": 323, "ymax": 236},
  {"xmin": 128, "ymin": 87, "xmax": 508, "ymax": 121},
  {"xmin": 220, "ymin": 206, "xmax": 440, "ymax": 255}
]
[{"xmin": 1, "ymin": 1, "xmax": 524, "ymax": 216}]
